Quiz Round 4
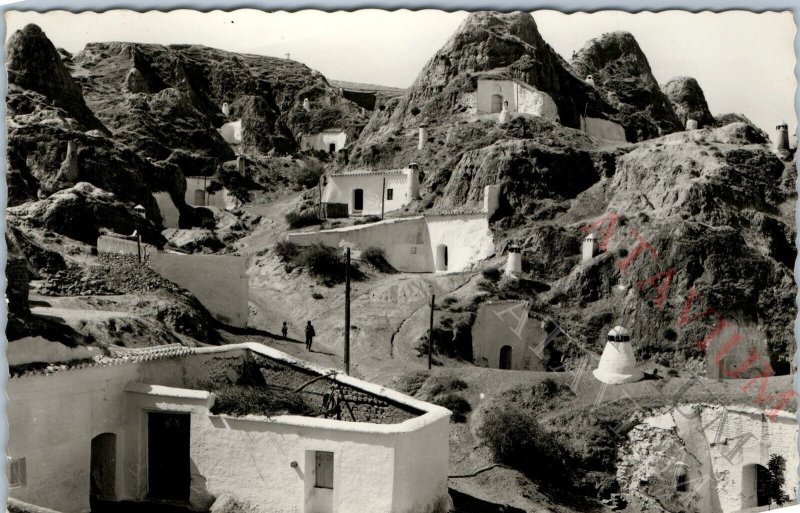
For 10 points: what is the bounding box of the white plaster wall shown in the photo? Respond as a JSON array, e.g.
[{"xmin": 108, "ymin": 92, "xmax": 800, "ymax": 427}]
[
  {"xmin": 471, "ymin": 302, "xmax": 547, "ymax": 370},
  {"xmin": 97, "ymin": 235, "xmax": 157, "ymax": 258},
  {"xmin": 288, "ymin": 217, "xmax": 434, "ymax": 272},
  {"xmin": 152, "ymin": 192, "xmax": 180, "ymax": 228},
  {"xmin": 391, "ymin": 412, "xmax": 450, "ymax": 513},
  {"xmin": 699, "ymin": 406, "xmax": 798, "ymax": 512},
  {"xmin": 425, "ymin": 215, "xmax": 494, "ymax": 273},
  {"xmin": 476, "ymin": 79, "xmax": 516, "ymax": 114},
  {"xmin": 7, "ymin": 365, "xmax": 141, "ymax": 513},
  {"xmin": 621, "ymin": 405, "xmax": 798, "ymax": 513},
  {"xmin": 302, "ymin": 132, "xmax": 347, "ymax": 153},
  {"xmin": 580, "ymin": 117, "xmax": 627, "ymax": 142},
  {"xmin": 149, "ymin": 252, "xmax": 249, "ymax": 328},
  {"xmin": 516, "ymin": 86, "xmax": 559, "ymax": 121},
  {"xmin": 218, "ymin": 119, "xmax": 243, "ymax": 145},
  {"xmin": 323, "ymin": 173, "xmax": 411, "ymax": 216},
  {"xmin": 184, "ymin": 177, "xmax": 240, "ymax": 210}
]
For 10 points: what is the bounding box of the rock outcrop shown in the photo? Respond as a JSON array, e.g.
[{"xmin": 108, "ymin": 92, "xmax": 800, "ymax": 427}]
[
  {"xmin": 662, "ymin": 76, "xmax": 714, "ymax": 128},
  {"xmin": 7, "ymin": 182, "xmax": 166, "ymax": 246},
  {"xmin": 7, "ymin": 24, "xmax": 107, "ymax": 133},
  {"xmin": 572, "ymin": 31, "xmax": 683, "ymax": 141}
]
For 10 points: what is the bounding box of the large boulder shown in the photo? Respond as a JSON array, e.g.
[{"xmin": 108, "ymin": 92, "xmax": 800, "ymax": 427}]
[
  {"xmin": 7, "ymin": 182, "xmax": 166, "ymax": 246},
  {"xmin": 662, "ymin": 76, "xmax": 714, "ymax": 128}
]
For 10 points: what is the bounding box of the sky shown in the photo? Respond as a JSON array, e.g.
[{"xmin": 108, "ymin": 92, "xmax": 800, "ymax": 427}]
[{"xmin": 4, "ymin": 9, "xmax": 796, "ymax": 134}]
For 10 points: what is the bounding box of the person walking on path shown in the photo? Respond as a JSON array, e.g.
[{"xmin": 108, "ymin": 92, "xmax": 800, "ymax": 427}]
[
  {"xmin": 305, "ymin": 320, "xmax": 316, "ymax": 351},
  {"xmin": 281, "ymin": 321, "xmax": 288, "ymax": 340}
]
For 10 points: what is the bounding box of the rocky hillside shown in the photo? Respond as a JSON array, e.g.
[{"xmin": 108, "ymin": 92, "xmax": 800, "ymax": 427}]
[
  {"xmin": 662, "ymin": 76, "xmax": 714, "ymax": 128},
  {"xmin": 571, "ymin": 31, "xmax": 683, "ymax": 141},
  {"xmin": 349, "ymin": 12, "xmax": 620, "ymax": 168},
  {"xmin": 7, "ymin": 23, "xmax": 368, "ymax": 228}
]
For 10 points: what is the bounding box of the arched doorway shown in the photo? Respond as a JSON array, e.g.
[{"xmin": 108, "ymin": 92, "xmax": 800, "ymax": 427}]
[
  {"xmin": 491, "ymin": 94, "xmax": 503, "ymax": 113},
  {"xmin": 499, "ymin": 345, "xmax": 513, "ymax": 369},
  {"xmin": 435, "ymin": 244, "xmax": 448, "ymax": 271},
  {"xmin": 90, "ymin": 433, "xmax": 117, "ymax": 506},
  {"xmin": 352, "ymin": 189, "xmax": 364, "ymax": 212},
  {"xmin": 741, "ymin": 463, "xmax": 770, "ymax": 509},
  {"xmin": 193, "ymin": 189, "xmax": 206, "ymax": 206}
]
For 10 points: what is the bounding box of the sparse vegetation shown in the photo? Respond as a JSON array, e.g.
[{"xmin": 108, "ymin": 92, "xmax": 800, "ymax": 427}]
[
  {"xmin": 274, "ymin": 242, "xmax": 363, "ymax": 285},
  {"xmin": 361, "ymin": 246, "xmax": 395, "ymax": 273},
  {"xmin": 433, "ymin": 393, "xmax": 471, "ymax": 422},
  {"xmin": 285, "ymin": 210, "xmax": 321, "ymax": 229},
  {"xmin": 210, "ymin": 385, "xmax": 321, "ymax": 417}
]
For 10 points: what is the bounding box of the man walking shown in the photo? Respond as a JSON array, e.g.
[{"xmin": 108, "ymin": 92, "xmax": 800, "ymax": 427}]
[
  {"xmin": 281, "ymin": 321, "xmax": 288, "ymax": 340},
  {"xmin": 305, "ymin": 320, "xmax": 316, "ymax": 351}
]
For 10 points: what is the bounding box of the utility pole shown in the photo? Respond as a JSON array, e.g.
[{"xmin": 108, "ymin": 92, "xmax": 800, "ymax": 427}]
[
  {"xmin": 428, "ymin": 294, "xmax": 435, "ymax": 370},
  {"xmin": 344, "ymin": 247, "xmax": 351, "ymax": 375},
  {"xmin": 319, "ymin": 175, "xmax": 324, "ymax": 219},
  {"xmin": 136, "ymin": 233, "xmax": 142, "ymax": 264}
]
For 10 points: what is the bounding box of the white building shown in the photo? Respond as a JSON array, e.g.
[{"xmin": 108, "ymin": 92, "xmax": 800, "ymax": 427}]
[
  {"xmin": 302, "ymin": 129, "xmax": 348, "ymax": 154},
  {"xmin": 184, "ymin": 176, "xmax": 241, "ymax": 211},
  {"xmin": 471, "ymin": 300, "xmax": 550, "ymax": 370},
  {"xmin": 290, "ymin": 186, "xmax": 499, "ymax": 273},
  {"xmin": 322, "ymin": 165, "xmax": 420, "ymax": 217},
  {"xmin": 476, "ymin": 77, "xmax": 560, "ymax": 122},
  {"xmin": 7, "ymin": 343, "xmax": 451, "ymax": 513}
]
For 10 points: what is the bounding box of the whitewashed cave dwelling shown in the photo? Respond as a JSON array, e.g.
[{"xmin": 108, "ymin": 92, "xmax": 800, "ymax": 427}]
[{"xmin": 321, "ymin": 164, "xmax": 421, "ymax": 218}]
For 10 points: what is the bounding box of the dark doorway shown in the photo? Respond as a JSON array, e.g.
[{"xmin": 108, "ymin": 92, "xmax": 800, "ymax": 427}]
[
  {"xmin": 755, "ymin": 463, "xmax": 770, "ymax": 507},
  {"xmin": 499, "ymin": 345, "xmax": 513, "ymax": 369},
  {"xmin": 329, "ymin": 143, "xmax": 336, "ymax": 154},
  {"xmin": 353, "ymin": 189, "xmax": 364, "ymax": 211},
  {"xmin": 91, "ymin": 433, "xmax": 117, "ymax": 507},
  {"xmin": 193, "ymin": 189, "xmax": 205, "ymax": 206},
  {"xmin": 148, "ymin": 412, "xmax": 190, "ymax": 502}
]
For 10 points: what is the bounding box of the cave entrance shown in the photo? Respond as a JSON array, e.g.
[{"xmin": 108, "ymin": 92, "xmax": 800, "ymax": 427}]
[
  {"xmin": 490, "ymin": 94, "xmax": 503, "ymax": 113},
  {"xmin": 499, "ymin": 345, "xmax": 513, "ymax": 369},
  {"xmin": 90, "ymin": 433, "xmax": 117, "ymax": 508},
  {"xmin": 148, "ymin": 412, "xmax": 190, "ymax": 502},
  {"xmin": 741, "ymin": 463, "xmax": 770, "ymax": 509}
]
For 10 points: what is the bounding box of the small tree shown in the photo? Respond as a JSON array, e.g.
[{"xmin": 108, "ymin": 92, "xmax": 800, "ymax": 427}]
[{"xmin": 766, "ymin": 454, "xmax": 789, "ymax": 507}]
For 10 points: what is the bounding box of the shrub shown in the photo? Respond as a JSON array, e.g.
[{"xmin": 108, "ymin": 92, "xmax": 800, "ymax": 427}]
[
  {"xmin": 290, "ymin": 159, "xmax": 325, "ymax": 189},
  {"xmin": 434, "ymin": 393, "xmax": 471, "ymax": 422},
  {"xmin": 478, "ymin": 403, "xmax": 566, "ymax": 481},
  {"xmin": 285, "ymin": 210, "xmax": 321, "ymax": 229},
  {"xmin": 392, "ymin": 371, "xmax": 429, "ymax": 395},
  {"xmin": 361, "ymin": 246, "xmax": 395, "ymax": 273},
  {"xmin": 427, "ymin": 375, "xmax": 468, "ymax": 397},
  {"xmin": 354, "ymin": 215, "xmax": 381, "ymax": 225},
  {"xmin": 312, "ymin": 292, "xmax": 324, "ymax": 300},
  {"xmin": 211, "ymin": 385, "xmax": 320, "ymax": 417},
  {"xmin": 293, "ymin": 243, "xmax": 363, "ymax": 285},
  {"xmin": 274, "ymin": 240, "xmax": 301, "ymax": 262},
  {"xmin": 482, "ymin": 268, "xmax": 502, "ymax": 282}
]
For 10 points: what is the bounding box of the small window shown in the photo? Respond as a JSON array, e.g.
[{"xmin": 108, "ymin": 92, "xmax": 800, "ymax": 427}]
[
  {"xmin": 8, "ymin": 457, "xmax": 25, "ymax": 489},
  {"xmin": 315, "ymin": 451, "xmax": 334, "ymax": 489},
  {"xmin": 386, "ymin": 188, "xmax": 394, "ymax": 200},
  {"xmin": 411, "ymin": 246, "xmax": 417, "ymax": 254}
]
